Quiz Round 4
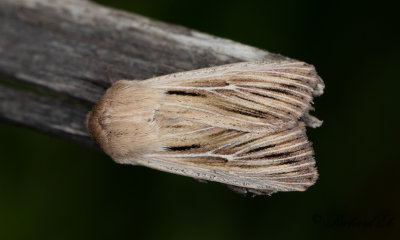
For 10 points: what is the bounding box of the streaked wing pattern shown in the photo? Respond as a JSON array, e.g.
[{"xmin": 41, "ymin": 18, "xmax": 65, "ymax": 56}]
[
  {"xmin": 140, "ymin": 61, "xmax": 322, "ymax": 194},
  {"xmin": 87, "ymin": 60, "xmax": 323, "ymax": 195}
]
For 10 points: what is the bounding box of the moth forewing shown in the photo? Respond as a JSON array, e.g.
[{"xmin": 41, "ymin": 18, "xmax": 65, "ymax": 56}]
[{"xmin": 87, "ymin": 60, "xmax": 323, "ymax": 195}]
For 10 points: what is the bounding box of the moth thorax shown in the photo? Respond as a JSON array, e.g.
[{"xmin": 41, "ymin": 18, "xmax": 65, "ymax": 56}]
[{"xmin": 87, "ymin": 80, "xmax": 164, "ymax": 163}]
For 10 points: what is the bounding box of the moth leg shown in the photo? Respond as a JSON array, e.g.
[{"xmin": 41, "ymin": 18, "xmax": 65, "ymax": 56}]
[
  {"xmin": 195, "ymin": 178, "xmax": 208, "ymax": 184},
  {"xmin": 225, "ymin": 184, "xmax": 276, "ymax": 196}
]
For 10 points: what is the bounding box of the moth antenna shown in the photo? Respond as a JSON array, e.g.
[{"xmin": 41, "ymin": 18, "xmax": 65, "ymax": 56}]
[{"xmin": 105, "ymin": 65, "xmax": 114, "ymax": 85}]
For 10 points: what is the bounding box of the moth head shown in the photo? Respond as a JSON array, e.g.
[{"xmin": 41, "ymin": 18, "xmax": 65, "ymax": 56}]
[{"xmin": 86, "ymin": 80, "xmax": 164, "ymax": 164}]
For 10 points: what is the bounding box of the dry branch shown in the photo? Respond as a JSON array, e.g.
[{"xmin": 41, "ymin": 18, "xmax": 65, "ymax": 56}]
[{"xmin": 0, "ymin": 0, "xmax": 286, "ymax": 146}]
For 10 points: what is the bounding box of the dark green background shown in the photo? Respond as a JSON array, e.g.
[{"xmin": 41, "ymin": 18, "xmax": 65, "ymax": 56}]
[{"xmin": 1, "ymin": 0, "xmax": 398, "ymax": 239}]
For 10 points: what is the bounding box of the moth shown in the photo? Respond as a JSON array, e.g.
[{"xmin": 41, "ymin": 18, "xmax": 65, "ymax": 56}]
[{"xmin": 87, "ymin": 60, "xmax": 324, "ymax": 195}]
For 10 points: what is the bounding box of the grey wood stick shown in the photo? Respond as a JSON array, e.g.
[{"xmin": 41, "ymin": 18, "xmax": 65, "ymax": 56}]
[{"xmin": 0, "ymin": 0, "xmax": 291, "ymax": 146}]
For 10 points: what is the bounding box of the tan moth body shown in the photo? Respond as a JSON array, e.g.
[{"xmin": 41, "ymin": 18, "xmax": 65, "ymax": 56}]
[{"xmin": 87, "ymin": 61, "xmax": 324, "ymax": 195}]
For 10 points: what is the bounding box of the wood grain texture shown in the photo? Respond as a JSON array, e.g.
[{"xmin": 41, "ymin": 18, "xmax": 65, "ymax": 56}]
[
  {"xmin": 0, "ymin": 84, "xmax": 93, "ymax": 146},
  {"xmin": 0, "ymin": 0, "xmax": 289, "ymax": 147}
]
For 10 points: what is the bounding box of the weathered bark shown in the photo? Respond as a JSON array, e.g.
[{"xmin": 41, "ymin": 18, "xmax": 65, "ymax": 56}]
[{"xmin": 0, "ymin": 0, "xmax": 286, "ymax": 146}]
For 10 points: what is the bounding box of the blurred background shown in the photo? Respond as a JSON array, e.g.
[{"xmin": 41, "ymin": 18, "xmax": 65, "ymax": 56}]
[{"xmin": 0, "ymin": 0, "xmax": 398, "ymax": 239}]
